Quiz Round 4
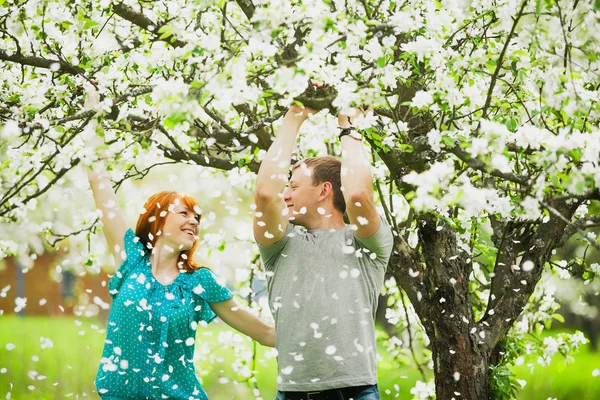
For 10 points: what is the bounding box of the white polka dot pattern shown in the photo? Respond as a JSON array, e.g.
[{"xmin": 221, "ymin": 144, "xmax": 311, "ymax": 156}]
[{"xmin": 95, "ymin": 229, "xmax": 233, "ymax": 399}]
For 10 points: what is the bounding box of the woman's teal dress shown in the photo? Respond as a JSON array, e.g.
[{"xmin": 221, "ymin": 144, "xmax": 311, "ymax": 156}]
[{"xmin": 95, "ymin": 229, "xmax": 233, "ymax": 400}]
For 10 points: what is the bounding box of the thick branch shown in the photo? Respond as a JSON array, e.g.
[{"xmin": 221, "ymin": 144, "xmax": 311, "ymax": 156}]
[
  {"xmin": 483, "ymin": 199, "xmax": 580, "ymax": 347},
  {"xmin": 234, "ymin": 0, "xmax": 256, "ymax": 20},
  {"xmin": 448, "ymin": 145, "xmax": 529, "ymax": 185},
  {"xmin": 26, "ymin": 86, "xmax": 154, "ymax": 131},
  {"xmin": 233, "ymin": 104, "xmax": 274, "ymax": 149},
  {"xmin": 557, "ymin": 215, "xmax": 600, "ymax": 248},
  {"xmin": 158, "ymin": 144, "xmax": 260, "ymax": 173},
  {"xmin": 542, "ymin": 201, "xmax": 600, "ymax": 252},
  {"xmin": 0, "ymin": 48, "xmax": 85, "ymax": 75},
  {"xmin": 112, "ymin": 3, "xmax": 186, "ymax": 48}
]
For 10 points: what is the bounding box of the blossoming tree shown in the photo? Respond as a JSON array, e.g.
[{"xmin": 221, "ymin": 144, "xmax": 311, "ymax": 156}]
[{"xmin": 1, "ymin": 0, "xmax": 599, "ymax": 398}]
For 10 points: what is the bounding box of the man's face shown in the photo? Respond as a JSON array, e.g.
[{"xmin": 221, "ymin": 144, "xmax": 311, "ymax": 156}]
[{"xmin": 282, "ymin": 166, "xmax": 322, "ymax": 226}]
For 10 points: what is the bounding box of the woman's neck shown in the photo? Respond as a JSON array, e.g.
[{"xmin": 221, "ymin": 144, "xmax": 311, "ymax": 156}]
[{"xmin": 150, "ymin": 242, "xmax": 182, "ymax": 283}]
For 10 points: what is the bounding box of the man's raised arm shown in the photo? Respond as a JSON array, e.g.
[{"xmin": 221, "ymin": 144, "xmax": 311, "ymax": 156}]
[
  {"xmin": 338, "ymin": 110, "xmax": 380, "ymax": 239},
  {"xmin": 253, "ymin": 105, "xmax": 312, "ymax": 246}
]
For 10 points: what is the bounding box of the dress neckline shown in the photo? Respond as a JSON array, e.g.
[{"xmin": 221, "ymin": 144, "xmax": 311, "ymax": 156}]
[{"xmin": 144, "ymin": 261, "xmax": 186, "ymax": 288}]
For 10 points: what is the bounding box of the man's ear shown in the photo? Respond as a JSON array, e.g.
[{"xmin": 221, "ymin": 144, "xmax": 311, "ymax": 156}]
[{"xmin": 318, "ymin": 182, "xmax": 333, "ymax": 202}]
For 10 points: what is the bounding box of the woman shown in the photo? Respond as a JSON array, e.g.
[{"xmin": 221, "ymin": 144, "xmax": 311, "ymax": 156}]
[{"xmin": 85, "ymin": 86, "xmax": 274, "ymax": 400}]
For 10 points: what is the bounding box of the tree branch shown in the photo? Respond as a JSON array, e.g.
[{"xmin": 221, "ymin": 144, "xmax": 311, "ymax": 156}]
[
  {"xmin": 0, "ymin": 48, "xmax": 85, "ymax": 75},
  {"xmin": 541, "ymin": 201, "xmax": 600, "ymax": 252},
  {"xmin": 112, "ymin": 3, "xmax": 186, "ymax": 48},
  {"xmin": 234, "ymin": 0, "xmax": 256, "ymax": 20},
  {"xmin": 26, "ymin": 86, "xmax": 154, "ymax": 131},
  {"xmin": 480, "ymin": 0, "xmax": 527, "ymax": 120},
  {"xmin": 448, "ymin": 145, "xmax": 529, "ymax": 185},
  {"xmin": 0, "ymin": 158, "xmax": 81, "ymax": 218},
  {"xmin": 158, "ymin": 144, "xmax": 260, "ymax": 173},
  {"xmin": 483, "ymin": 199, "xmax": 581, "ymax": 347}
]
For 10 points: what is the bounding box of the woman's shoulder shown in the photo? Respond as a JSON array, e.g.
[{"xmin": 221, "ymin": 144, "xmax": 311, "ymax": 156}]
[
  {"xmin": 186, "ymin": 266, "xmax": 213, "ymax": 279},
  {"xmin": 183, "ymin": 267, "xmax": 232, "ymax": 300},
  {"xmin": 183, "ymin": 267, "xmax": 215, "ymax": 290},
  {"xmin": 123, "ymin": 228, "xmax": 149, "ymax": 260}
]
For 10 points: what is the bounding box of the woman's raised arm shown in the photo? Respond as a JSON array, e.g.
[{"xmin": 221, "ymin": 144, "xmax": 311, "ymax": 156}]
[{"xmin": 84, "ymin": 84, "xmax": 128, "ymax": 264}]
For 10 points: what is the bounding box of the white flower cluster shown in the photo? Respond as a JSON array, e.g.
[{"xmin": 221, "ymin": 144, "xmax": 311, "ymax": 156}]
[{"xmin": 410, "ymin": 379, "xmax": 436, "ymax": 399}]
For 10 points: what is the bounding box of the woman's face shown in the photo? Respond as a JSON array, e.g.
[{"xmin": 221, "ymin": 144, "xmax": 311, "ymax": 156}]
[{"xmin": 158, "ymin": 202, "xmax": 200, "ymax": 252}]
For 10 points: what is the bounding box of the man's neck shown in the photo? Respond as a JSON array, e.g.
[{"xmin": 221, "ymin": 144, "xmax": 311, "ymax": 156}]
[{"xmin": 301, "ymin": 212, "xmax": 346, "ymax": 231}]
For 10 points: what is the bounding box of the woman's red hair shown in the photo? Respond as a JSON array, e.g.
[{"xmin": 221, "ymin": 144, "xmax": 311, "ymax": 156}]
[{"xmin": 135, "ymin": 191, "xmax": 205, "ymax": 272}]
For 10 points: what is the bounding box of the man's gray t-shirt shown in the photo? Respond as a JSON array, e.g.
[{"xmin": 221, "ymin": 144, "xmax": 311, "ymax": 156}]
[{"xmin": 258, "ymin": 215, "xmax": 394, "ymax": 392}]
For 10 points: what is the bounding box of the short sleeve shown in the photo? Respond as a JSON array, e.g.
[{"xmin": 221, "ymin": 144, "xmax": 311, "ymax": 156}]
[
  {"xmin": 107, "ymin": 229, "xmax": 147, "ymax": 298},
  {"xmin": 190, "ymin": 268, "xmax": 234, "ymax": 324},
  {"xmin": 256, "ymin": 223, "xmax": 293, "ymax": 270},
  {"xmin": 354, "ymin": 214, "xmax": 394, "ymax": 263}
]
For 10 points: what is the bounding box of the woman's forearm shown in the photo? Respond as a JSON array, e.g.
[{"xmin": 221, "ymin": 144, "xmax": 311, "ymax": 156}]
[{"xmin": 211, "ymin": 297, "xmax": 275, "ymax": 347}]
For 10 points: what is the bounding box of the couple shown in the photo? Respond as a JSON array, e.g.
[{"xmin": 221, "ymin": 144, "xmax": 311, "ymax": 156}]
[{"xmin": 90, "ymin": 91, "xmax": 393, "ymax": 400}]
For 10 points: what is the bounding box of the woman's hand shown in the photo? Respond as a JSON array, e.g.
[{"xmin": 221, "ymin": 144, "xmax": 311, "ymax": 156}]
[{"xmin": 84, "ymin": 81, "xmax": 101, "ymax": 109}]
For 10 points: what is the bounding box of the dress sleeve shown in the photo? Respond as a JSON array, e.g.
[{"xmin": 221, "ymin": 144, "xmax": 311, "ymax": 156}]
[
  {"xmin": 107, "ymin": 228, "xmax": 147, "ymax": 298},
  {"xmin": 190, "ymin": 268, "xmax": 234, "ymax": 324}
]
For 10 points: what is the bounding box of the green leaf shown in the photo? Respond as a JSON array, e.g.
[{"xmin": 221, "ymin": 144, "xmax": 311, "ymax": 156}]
[
  {"xmin": 535, "ymin": 0, "xmax": 542, "ymax": 17},
  {"xmin": 506, "ymin": 119, "xmax": 517, "ymax": 132},
  {"xmin": 551, "ymin": 313, "xmax": 565, "ymax": 323},
  {"xmin": 158, "ymin": 25, "xmax": 174, "ymax": 40},
  {"xmin": 441, "ymin": 136, "xmax": 456, "ymax": 147},
  {"xmin": 61, "ymin": 20, "xmax": 73, "ymax": 30},
  {"xmin": 377, "ymin": 57, "xmax": 386, "ymax": 68},
  {"xmin": 398, "ymin": 144, "xmax": 414, "ymax": 153},
  {"xmin": 164, "ymin": 111, "xmax": 187, "ymax": 129},
  {"xmin": 568, "ymin": 149, "xmax": 581, "ymax": 162},
  {"xmin": 83, "ymin": 19, "xmax": 99, "ymax": 29}
]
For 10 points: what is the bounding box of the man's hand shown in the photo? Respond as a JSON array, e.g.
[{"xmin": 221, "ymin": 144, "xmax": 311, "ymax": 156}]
[
  {"xmin": 338, "ymin": 107, "xmax": 373, "ymax": 129},
  {"xmin": 287, "ymin": 80, "xmax": 324, "ymax": 121},
  {"xmin": 287, "ymin": 103, "xmax": 318, "ymax": 121}
]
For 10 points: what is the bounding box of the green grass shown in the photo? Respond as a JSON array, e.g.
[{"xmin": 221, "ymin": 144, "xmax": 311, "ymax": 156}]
[
  {"xmin": 513, "ymin": 344, "xmax": 600, "ymax": 400},
  {"xmin": 0, "ymin": 316, "xmax": 598, "ymax": 399},
  {"xmin": 0, "ymin": 316, "xmax": 422, "ymax": 399}
]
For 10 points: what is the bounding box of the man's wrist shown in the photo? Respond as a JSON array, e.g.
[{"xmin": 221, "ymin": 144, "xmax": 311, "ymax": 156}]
[{"xmin": 339, "ymin": 127, "xmax": 362, "ymax": 141}]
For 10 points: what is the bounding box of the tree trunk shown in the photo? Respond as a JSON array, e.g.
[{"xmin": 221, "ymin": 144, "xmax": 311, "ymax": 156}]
[{"xmin": 431, "ymin": 333, "xmax": 490, "ymax": 400}]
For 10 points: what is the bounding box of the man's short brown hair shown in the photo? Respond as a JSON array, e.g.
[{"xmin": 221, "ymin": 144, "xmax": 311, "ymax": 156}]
[{"xmin": 292, "ymin": 156, "xmax": 346, "ymax": 213}]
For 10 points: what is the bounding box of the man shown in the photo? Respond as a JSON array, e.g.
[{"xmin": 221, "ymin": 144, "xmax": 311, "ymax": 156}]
[{"xmin": 254, "ymin": 102, "xmax": 393, "ymax": 400}]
